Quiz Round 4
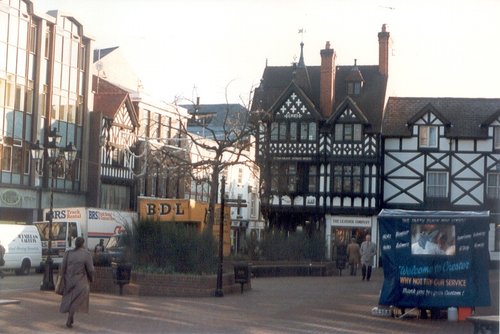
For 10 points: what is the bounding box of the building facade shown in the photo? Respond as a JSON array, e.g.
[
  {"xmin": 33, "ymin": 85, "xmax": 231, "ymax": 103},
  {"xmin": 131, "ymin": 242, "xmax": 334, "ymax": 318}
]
[
  {"xmin": 92, "ymin": 47, "xmax": 190, "ymax": 208},
  {"xmin": 252, "ymin": 25, "xmax": 390, "ymax": 260},
  {"xmin": 89, "ymin": 75, "xmax": 139, "ymax": 210},
  {"xmin": 0, "ymin": 1, "xmax": 92, "ymax": 224},
  {"xmin": 382, "ymin": 97, "xmax": 500, "ymax": 262}
]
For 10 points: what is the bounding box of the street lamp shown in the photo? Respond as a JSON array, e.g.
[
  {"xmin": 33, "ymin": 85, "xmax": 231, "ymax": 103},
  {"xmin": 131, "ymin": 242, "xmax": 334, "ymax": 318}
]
[
  {"xmin": 215, "ymin": 175, "xmax": 226, "ymax": 297},
  {"xmin": 31, "ymin": 128, "xmax": 77, "ymax": 291}
]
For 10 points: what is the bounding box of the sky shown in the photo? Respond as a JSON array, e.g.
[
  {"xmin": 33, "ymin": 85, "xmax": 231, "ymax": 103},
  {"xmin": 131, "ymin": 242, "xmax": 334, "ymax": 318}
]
[{"xmin": 35, "ymin": 0, "xmax": 500, "ymax": 105}]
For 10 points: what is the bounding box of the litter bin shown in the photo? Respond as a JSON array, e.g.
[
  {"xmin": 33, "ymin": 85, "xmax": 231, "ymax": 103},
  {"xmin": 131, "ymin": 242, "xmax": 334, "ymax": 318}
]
[
  {"xmin": 111, "ymin": 262, "xmax": 132, "ymax": 295},
  {"xmin": 233, "ymin": 262, "xmax": 250, "ymax": 294}
]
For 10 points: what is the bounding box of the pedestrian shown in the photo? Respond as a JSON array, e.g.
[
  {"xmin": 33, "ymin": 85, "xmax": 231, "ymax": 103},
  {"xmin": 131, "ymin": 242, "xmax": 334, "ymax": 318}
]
[
  {"xmin": 346, "ymin": 237, "xmax": 361, "ymax": 276},
  {"xmin": 94, "ymin": 239, "xmax": 105, "ymax": 254},
  {"xmin": 360, "ymin": 234, "xmax": 377, "ymax": 281},
  {"xmin": 59, "ymin": 236, "xmax": 95, "ymax": 328},
  {"xmin": 0, "ymin": 241, "xmax": 5, "ymax": 279}
]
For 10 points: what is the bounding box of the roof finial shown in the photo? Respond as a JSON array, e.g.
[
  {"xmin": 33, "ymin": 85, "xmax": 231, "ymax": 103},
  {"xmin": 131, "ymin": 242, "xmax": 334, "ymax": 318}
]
[{"xmin": 298, "ymin": 41, "xmax": 305, "ymax": 67}]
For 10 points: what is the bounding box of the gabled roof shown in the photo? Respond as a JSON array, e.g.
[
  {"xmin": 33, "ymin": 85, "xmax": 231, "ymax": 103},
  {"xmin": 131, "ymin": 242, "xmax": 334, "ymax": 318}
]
[
  {"xmin": 252, "ymin": 64, "xmax": 387, "ymax": 133},
  {"xmin": 327, "ymin": 96, "xmax": 369, "ymax": 125},
  {"xmin": 268, "ymin": 81, "xmax": 322, "ymax": 121},
  {"xmin": 481, "ymin": 109, "xmax": 500, "ymax": 127},
  {"xmin": 382, "ymin": 97, "xmax": 500, "ymax": 138},
  {"xmin": 407, "ymin": 102, "xmax": 451, "ymax": 126},
  {"xmin": 92, "ymin": 76, "xmax": 139, "ymax": 127}
]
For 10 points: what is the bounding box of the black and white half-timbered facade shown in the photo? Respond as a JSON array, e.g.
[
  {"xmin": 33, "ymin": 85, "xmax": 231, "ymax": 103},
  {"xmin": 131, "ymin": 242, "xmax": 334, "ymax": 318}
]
[
  {"xmin": 252, "ymin": 25, "xmax": 390, "ymax": 260},
  {"xmin": 89, "ymin": 76, "xmax": 140, "ymax": 210},
  {"xmin": 382, "ymin": 98, "xmax": 500, "ymax": 263}
]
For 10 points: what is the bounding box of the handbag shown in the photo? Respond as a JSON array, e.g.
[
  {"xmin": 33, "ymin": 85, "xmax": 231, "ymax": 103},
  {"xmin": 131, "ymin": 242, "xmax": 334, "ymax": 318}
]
[
  {"xmin": 55, "ymin": 272, "xmax": 65, "ymax": 295},
  {"xmin": 55, "ymin": 251, "xmax": 70, "ymax": 295}
]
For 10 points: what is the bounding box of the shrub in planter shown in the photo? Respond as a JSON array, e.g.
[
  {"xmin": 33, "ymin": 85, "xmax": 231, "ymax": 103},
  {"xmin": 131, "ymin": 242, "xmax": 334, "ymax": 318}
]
[
  {"xmin": 257, "ymin": 229, "xmax": 326, "ymax": 262},
  {"xmin": 129, "ymin": 220, "xmax": 218, "ymax": 275}
]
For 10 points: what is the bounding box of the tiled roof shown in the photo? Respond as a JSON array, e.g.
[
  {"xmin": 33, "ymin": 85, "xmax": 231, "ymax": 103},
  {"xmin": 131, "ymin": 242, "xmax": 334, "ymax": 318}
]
[
  {"xmin": 92, "ymin": 76, "xmax": 139, "ymax": 126},
  {"xmin": 252, "ymin": 64, "xmax": 387, "ymax": 133},
  {"xmin": 382, "ymin": 97, "xmax": 500, "ymax": 138},
  {"xmin": 181, "ymin": 104, "xmax": 248, "ymax": 139}
]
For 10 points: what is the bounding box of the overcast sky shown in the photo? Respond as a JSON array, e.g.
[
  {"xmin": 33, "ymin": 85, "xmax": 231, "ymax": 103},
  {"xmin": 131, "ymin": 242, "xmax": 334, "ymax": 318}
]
[{"xmin": 35, "ymin": 0, "xmax": 500, "ymax": 104}]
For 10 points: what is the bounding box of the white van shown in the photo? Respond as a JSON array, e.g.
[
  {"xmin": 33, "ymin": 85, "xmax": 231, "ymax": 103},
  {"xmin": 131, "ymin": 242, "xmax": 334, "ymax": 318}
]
[{"xmin": 0, "ymin": 224, "xmax": 42, "ymax": 275}]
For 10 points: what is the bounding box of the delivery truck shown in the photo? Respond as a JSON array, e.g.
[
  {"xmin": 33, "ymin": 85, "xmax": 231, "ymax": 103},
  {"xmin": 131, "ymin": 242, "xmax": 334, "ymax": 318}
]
[
  {"xmin": 34, "ymin": 207, "xmax": 137, "ymax": 267},
  {"xmin": 0, "ymin": 224, "xmax": 42, "ymax": 275}
]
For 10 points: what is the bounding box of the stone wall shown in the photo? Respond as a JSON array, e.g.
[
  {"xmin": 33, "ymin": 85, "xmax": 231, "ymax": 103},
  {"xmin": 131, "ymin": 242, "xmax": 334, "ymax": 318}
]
[{"xmin": 91, "ymin": 266, "xmax": 250, "ymax": 297}]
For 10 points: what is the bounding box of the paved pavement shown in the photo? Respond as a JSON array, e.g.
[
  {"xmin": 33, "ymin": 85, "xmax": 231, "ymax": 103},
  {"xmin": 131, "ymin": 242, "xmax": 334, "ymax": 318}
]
[{"xmin": 0, "ymin": 268, "xmax": 498, "ymax": 334}]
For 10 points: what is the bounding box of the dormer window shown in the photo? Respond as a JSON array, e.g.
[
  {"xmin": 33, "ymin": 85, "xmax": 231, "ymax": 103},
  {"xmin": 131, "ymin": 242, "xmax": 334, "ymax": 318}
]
[
  {"xmin": 419, "ymin": 125, "xmax": 438, "ymax": 148},
  {"xmin": 346, "ymin": 59, "xmax": 364, "ymax": 96},
  {"xmin": 347, "ymin": 82, "xmax": 362, "ymax": 95}
]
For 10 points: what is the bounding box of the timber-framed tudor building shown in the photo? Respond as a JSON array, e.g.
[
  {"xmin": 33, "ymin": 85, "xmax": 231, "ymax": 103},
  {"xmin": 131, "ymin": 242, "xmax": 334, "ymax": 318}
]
[{"xmin": 252, "ymin": 25, "xmax": 500, "ymax": 263}]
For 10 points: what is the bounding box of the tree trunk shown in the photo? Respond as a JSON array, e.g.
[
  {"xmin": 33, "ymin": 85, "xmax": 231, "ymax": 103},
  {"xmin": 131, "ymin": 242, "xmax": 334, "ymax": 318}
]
[{"xmin": 205, "ymin": 168, "xmax": 219, "ymax": 231}]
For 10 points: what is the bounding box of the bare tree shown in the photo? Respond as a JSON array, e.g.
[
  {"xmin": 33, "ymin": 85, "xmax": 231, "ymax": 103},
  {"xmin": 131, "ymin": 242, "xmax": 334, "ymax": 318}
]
[{"xmin": 149, "ymin": 83, "xmax": 259, "ymax": 231}]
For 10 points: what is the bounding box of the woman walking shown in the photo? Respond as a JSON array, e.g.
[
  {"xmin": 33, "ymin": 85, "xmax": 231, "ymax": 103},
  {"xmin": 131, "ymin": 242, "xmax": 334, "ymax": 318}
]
[{"xmin": 59, "ymin": 237, "xmax": 95, "ymax": 328}]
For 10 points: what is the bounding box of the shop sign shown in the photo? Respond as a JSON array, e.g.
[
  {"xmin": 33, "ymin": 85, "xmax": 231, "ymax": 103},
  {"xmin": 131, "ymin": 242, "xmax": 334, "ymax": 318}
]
[
  {"xmin": 1, "ymin": 189, "xmax": 21, "ymax": 206},
  {"xmin": 332, "ymin": 216, "xmax": 371, "ymax": 227}
]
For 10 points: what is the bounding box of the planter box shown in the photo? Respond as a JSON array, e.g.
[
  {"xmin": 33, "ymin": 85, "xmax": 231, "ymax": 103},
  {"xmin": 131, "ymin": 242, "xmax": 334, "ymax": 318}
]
[
  {"xmin": 250, "ymin": 261, "xmax": 336, "ymax": 277},
  {"xmin": 91, "ymin": 266, "xmax": 250, "ymax": 297}
]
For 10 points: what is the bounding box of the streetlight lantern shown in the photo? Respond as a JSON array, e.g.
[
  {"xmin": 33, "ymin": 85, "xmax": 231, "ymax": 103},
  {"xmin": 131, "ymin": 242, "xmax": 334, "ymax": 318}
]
[
  {"xmin": 64, "ymin": 142, "xmax": 77, "ymax": 163},
  {"xmin": 30, "ymin": 140, "xmax": 44, "ymax": 160},
  {"xmin": 48, "ymin": 127, "xmax": 62, "ymax": 145},
  {"xmin": 31, "ymin": 128, "xmax": 77, "ymax": 291}
]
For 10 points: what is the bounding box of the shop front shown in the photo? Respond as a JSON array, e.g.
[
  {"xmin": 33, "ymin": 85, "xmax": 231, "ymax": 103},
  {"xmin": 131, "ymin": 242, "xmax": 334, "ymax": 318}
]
[{"xmin": 325, "ymin": 214, "xmax": 377, "ymax": 263}]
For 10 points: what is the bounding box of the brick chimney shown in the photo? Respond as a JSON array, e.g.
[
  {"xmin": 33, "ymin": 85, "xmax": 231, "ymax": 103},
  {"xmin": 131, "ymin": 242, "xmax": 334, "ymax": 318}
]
[
  {"xmin": 378, "ymin": 24, "xmax": 390, "ymax": 76},
  {"xmin": 320, "ymin": 41, "xmax": 336, "ymax": 118}
]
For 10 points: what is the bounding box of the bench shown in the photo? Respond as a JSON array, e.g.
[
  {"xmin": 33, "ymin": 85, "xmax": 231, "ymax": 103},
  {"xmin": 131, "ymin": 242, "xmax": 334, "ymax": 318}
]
[{"xmin": 467, "ymin": 315, "xmax": 499, "ymax": 334}]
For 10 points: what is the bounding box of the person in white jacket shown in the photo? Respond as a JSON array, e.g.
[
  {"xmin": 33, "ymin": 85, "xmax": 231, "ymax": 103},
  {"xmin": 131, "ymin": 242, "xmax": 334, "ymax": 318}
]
[{"xmin": 360, "ymin": 234, "xmax": 377, "ymax": 281}]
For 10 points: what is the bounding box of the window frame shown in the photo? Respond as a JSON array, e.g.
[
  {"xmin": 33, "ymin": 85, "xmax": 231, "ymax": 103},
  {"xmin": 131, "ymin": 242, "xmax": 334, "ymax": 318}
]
[
  {"xmin": 426, "ymin": 171, "xmax": 448, "ymax": 198},
  {"xmin": 334, "ymin": 123, "xmax": 362, "ymax": 142},
  {"xmin": 332, "ymin": 164, "xmax": 362, "ymax": 194},
  {"xmin": 419, "ymin": 125, "xmax": 438, "ymax": 148},
  {"xmin": 494, "ymin": 127, "xmax": 500, "ymax": 150},
  {"xmin": 487, "ymin": 172, "xmax": 500, "ymax": 199}
]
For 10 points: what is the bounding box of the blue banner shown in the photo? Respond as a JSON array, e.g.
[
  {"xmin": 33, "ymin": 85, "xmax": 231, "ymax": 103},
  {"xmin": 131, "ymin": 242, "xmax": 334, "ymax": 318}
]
[{"xmin": 378, "ymin": 210, "xmax": 491, "ymax": 308}]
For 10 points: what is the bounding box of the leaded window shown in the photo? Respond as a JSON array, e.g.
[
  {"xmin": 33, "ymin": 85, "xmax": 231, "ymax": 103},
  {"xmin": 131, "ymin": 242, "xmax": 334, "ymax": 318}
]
[{"xmin": 335, "ymin": 124, "xmax": 362, "ymax": 141}]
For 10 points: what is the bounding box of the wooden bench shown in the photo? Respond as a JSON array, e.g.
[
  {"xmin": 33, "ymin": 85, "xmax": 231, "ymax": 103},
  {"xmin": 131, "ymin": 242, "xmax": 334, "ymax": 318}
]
[{"xmin": 467, "ymin": 315, "xmax": 499, "ymax": 334}]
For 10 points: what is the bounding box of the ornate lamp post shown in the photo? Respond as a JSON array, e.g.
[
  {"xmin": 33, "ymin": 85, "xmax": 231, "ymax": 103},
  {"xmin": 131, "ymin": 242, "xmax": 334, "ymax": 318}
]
[{"xmin": 31, "ymin": 128, "xmax": 77, "ymax": 291}]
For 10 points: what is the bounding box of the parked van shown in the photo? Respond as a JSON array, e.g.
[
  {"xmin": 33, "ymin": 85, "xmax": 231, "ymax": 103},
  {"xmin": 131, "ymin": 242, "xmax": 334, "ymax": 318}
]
[{"xmin": 0, "ymin": 224, "xmax": 42, "ymax": 275}]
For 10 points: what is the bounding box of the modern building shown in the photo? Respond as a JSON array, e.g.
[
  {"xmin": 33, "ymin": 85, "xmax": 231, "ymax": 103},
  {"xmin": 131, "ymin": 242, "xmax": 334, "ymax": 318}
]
[
  {"xmin": 0, "ymin": 1, "xmax": 93, "ymax": 224},
  {"xmin": 381, "ymin": 97, "xmax": 500, "ymax": 262},
  {"xmin": 252, "ymin": 25, "xmax": 391, "ymax": 260}
]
